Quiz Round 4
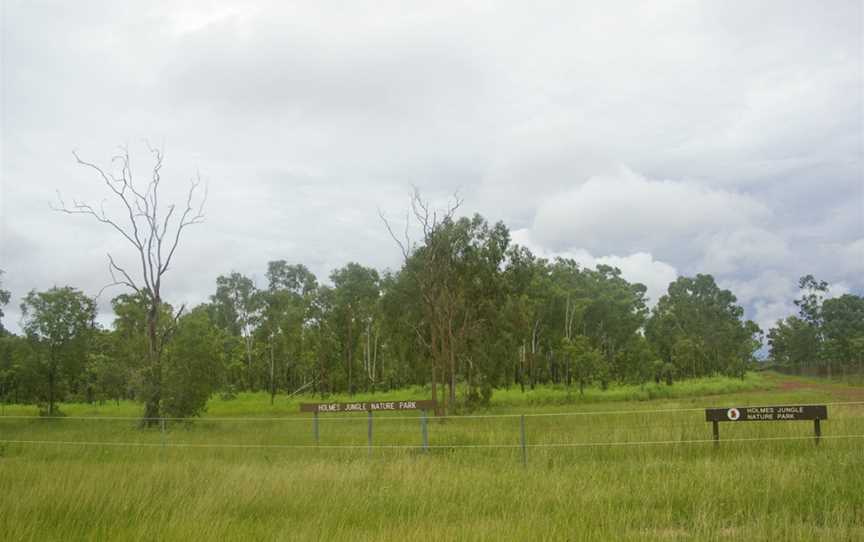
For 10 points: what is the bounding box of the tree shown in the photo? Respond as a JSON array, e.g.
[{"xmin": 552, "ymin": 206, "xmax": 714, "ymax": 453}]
[
  {"xmin": 0, "ymin": 270, "xmax": 10, "ymax": 335},
  {"xmin": 260, "ymin": 261, "xmax": 319, "ymax": 403},
  {"xmin": 211, "ymin": 272, "xmax": 261, "ymax": 390},
  {"xmin": 161, "ymin": 307, "xmax": 223, "ymax": 418},
  {"xmin": 561, "ymin": 335, "xmax": 600, "ymax": 396},
  {"xmin": 381, "ymin": 193, "xmax": 511, "ymax": 412},
  {"xmin": 20, "ymin": 287, "xmax": 97, "ymax": 415},
  {"xmin": 821, "ymin": 294, "xmax": 864, "ymax": 375},
  {"xmin": 646, "ymin": 274, "xmax": 760, "ymax": 377},
  {"xmin": 56, "ymin": 145, "xmax": 205, "ymax": 423},
  {"xmin": 330, "ymin": 263, "xmax": 380, "ymax": 395}
]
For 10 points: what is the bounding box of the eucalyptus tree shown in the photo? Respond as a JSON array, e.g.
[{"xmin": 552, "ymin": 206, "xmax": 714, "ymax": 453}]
[
  {"xmin": 767, "ymin": 316, "xmax": 818, "ymax": 372},
  {"xmin": 646, "ymin": 274, "xmax": 760, "ymax": 378},
  {"xmin": 0, "ymin": 270, "xmax": 10, "ymax": 335},
  {"xmin": 56, "ymin": 145, "xmax": 205, "ymax": 423},
  {"xmin": 20, "ymin": 287, "xmax": 97, "ymax": 415},
  {"xmin": 378, "ymin": 269, "xmax": 427, "ymax": 389},
  {"xmin": 330, "ymin": 263, "xmax": 380, "ymax": 395},
  {"xmin": 561, "ymin": 335, "xmax": 601, "ymax": 396},
  {"xmin": 382, "ymin": 193, "xmax": 515, "ymax": 412},
  {"xmin": 260, "ymin": 261, "xmax": 319, "ymax": 402},
  {"xmin": 793, "ymin": 275, "xmax": 830, "ymax": 373},
  {"xmin": 211, "ymin": 272, "xmax": 261, "ymax": 390},
  {"xmin": 501, "ymin": 247, "xmax": 554, "ymax": 390},
  {"xmin": 580, "ymin": 265, "xmax": 648, "ymax": 381},
  {"xmin": 821, "ymin": 294, "xmax": 864, "ymax": 375}
]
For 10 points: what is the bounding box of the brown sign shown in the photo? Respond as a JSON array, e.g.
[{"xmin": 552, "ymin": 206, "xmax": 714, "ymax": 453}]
[
  {"xmin": 705, "ymin": 405, "xmax": 827, "ymax": 422},
  {"xmin": 300, "ymin": 400, "xmax": 437, "ymax": 413}
]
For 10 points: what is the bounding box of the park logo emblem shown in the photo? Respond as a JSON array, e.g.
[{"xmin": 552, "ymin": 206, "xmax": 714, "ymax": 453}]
[{"xmin": 727, "ymin": 408, "xmax": 741, "ymax": 421}]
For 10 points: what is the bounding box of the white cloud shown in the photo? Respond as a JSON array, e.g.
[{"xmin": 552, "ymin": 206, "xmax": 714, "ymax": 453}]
[
  {"xmin": 1, "ymin": 0, "xmax": 861, "ymax": 336},
  {"xmin": 701, "ymin": 228, "xmax": 791, "ymax": 275},
  {"xmin": 529, "ymin": 167, "xmax": 769, "ymax": 258},
  {"xmin": 511, "ymin": 228, "xmax": 678, "ymax": 306}
]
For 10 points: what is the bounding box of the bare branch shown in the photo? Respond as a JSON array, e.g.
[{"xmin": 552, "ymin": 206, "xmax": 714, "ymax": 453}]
[
  {"xmin": 160, "ymin": 173, "xmax": 206, "ymax": 276},
  {"xmin": 378, "ymin": 208, "xmax": 411, "ymax": 261},
  {"xmin": 107, "ymin": 253, "xmax": 141, "ymax": 294}
]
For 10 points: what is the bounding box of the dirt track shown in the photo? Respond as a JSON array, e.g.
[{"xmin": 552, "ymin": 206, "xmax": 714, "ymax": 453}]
[{"xmin": 772, "ymin": 375, "xmax": 864, "ymax": 401}]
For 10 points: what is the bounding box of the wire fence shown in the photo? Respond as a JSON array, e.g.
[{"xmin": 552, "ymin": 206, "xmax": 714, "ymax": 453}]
[{"xmin": 1, "ymin": 401, "xmax": 862, "ymax": 464}]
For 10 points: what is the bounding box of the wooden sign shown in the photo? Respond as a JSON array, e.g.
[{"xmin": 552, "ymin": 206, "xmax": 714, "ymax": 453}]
[
  {"xmin": 706, "ymin": 405, "xmax": 827, "ymax": 445},
  {"xmin": 705, "ymin": 405, "xmax": 827, "ymax": 422},
  {"xmin": 299, "ymin": 400, "xmax": 436, "ymax": 413}
]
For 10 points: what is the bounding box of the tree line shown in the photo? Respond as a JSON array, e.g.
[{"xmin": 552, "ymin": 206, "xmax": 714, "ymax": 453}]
[
  {"xmin": 0, "ymin": 148, "xmax": 859, "ymax": 419},
  {"xmin": 7, "ymin": 213, "xmax": 855, "ymax": 417},
  {"xmin": 767, "ymin": 275, "xmax": 864, "ymax": 378}
]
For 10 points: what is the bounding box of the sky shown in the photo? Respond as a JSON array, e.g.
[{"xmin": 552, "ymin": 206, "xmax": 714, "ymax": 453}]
[{"xmin": 1, "ymin": 0, "xmax": 862, "ymax": 335}]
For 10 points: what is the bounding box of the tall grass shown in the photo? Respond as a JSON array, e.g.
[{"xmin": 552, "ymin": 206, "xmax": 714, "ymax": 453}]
[{"xmin": 0, "ymin": 372, "xmax": 862, "ymax": 540}]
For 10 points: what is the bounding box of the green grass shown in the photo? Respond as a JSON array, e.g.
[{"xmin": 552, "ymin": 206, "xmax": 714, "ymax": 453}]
[{"xmin": 1, "ymin": 372, "xmax": 862, "ymax": 541}]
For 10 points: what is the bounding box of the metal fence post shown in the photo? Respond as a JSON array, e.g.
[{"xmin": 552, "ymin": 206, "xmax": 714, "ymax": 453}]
[
  {"xmin": 421, "ymin": 409, "xmax": 429, "ymax": 452},
  {"xmin": 160, "ymin": 417, "xmax": 166, "ymax": 456},
  {"xmin": 520, "ymin": 414, "xmax": 527, "ymax": 467}
]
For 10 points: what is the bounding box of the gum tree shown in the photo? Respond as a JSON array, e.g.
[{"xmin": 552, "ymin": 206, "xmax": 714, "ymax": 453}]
[{"xmin": 56, "ymin": 145, "xmax": 205, "ymax": 424}]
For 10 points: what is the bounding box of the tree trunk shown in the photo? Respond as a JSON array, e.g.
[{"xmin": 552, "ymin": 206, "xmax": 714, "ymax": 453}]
[
  {"xmin": 430, "ymin": 323, "xmax": 441, "ymax": 416},
  {"xmin": 269, "ymin": 336, "xmax": 275, "ymax": 405},
  {"xmin": 520, "ymin": 342, "xmax": 525, "ymax": 393},
  {"xmin": 445, "ymin": 313, "xmax": 456, "ymax": 410},
  {"xmin": 347, "ymin": 322, "xmax": 353, "ymax": 396},
  {"xmin": 142, "ymin": 301, "xmax": 161, "ymax": 426},
  {"xmin": 47, "ymin": 351, "xmax": 56, "ymax": 416}
]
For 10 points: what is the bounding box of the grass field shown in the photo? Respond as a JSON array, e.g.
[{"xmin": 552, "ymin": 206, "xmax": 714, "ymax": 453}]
[{"xmin": 1, "ymin": 372, "xmax": 862, "ymax": 541}]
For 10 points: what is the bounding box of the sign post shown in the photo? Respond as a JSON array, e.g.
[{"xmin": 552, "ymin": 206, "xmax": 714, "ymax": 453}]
[
  {"xmin": 300, "ymin": 400, "xmax": 437, "ymax": 414},
  {"xmin": 520, "ymin": 414, "xmax": 527, "ymax": 467},
  {"xmin": 705, "ymin": 405, "xmax": 827, "ymax": 445},
  {"xmin": 421, "ymin": 410, "xmax": 429, "ymax": 452},
  {"xmin": 367, "ymin": 411, "xmax": 373, "ymax": 457},
  {"xmin": 300, "ymin": 400, "xmax": 437, "ymax": 453}
]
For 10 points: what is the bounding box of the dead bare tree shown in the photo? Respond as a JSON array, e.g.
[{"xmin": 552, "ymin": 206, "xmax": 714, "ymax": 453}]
[{"xmin": 55, "ymin": 144, "xmax": 206, "ymax": 424}]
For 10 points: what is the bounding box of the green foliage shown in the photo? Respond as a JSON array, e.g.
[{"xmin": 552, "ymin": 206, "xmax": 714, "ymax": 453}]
[
  {"xmin": 646, "ymin": 274, "xmax": 761, "ymax": 379},
  {"xmin": 19, "ymin": 286, "xmax": 97, "ymax": 415},
  {"xmin": 768, "ymin": 276, "xmax": 864, "ymax": 377},
  {"xmin": 0, "ymin": 269, "xmax": 10, "ymax": 335},
  {"xmin": 161, "ymin": 308, "xmax": 223, "ymax": 418}
]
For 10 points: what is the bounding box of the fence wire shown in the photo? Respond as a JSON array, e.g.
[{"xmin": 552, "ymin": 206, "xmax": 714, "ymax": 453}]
[
  {"xmin": 1, "ymin": 401, "xmax": 862, "ymax": 422},
  {"xmin": 0, "ymin": 433, "xmax": 862, "ymax": 450}
]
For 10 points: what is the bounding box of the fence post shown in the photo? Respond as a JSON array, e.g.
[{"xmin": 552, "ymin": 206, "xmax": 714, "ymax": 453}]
[
  {"xmin": 367, "ymin": 411, "xmax": 373, "ymax": 457},
  {"xmin": 421, "ymin": 409, "xmax": 429, "ymax": 452},
  {"xmin": 520, "ymin": 414, "xmax": 527, "ymax": 467},
  {"xmin": 313, "ymin": 411, "xmax": 320, "ymax": 447},
  {"xmin": 814, "ymin": 418, "xmax": 821, "ymax": 445},
  {"xmin": 160, "ymin": 417, "xmax": 166, "ymax": 456},
  {"xmin": 712, "ymin": 420, "xmax": 719, "ymax": 447}
]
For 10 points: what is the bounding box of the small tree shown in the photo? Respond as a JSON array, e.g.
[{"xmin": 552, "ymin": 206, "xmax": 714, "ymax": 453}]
[
  {"xmin": 56, "ymin": 145, "xmax": 205, "ymax": 424},
  {"xmin": 562, "ymin": 335, "xmax": 599, "ymax": 396},
  {"xmin": 20, "ymin": 287, "xmax": 97, "ymax": 415}
]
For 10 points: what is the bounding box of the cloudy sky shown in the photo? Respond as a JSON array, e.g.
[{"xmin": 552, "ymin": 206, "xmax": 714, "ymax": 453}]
[{"xmin": 1, "ymin": 0, "xmax": 862, "ymax": 334}]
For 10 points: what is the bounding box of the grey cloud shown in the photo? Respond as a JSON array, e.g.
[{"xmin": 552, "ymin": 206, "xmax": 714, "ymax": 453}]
[{"xmin": 1, "ymin": 0, "xmax": 861, "ymax": 336}]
